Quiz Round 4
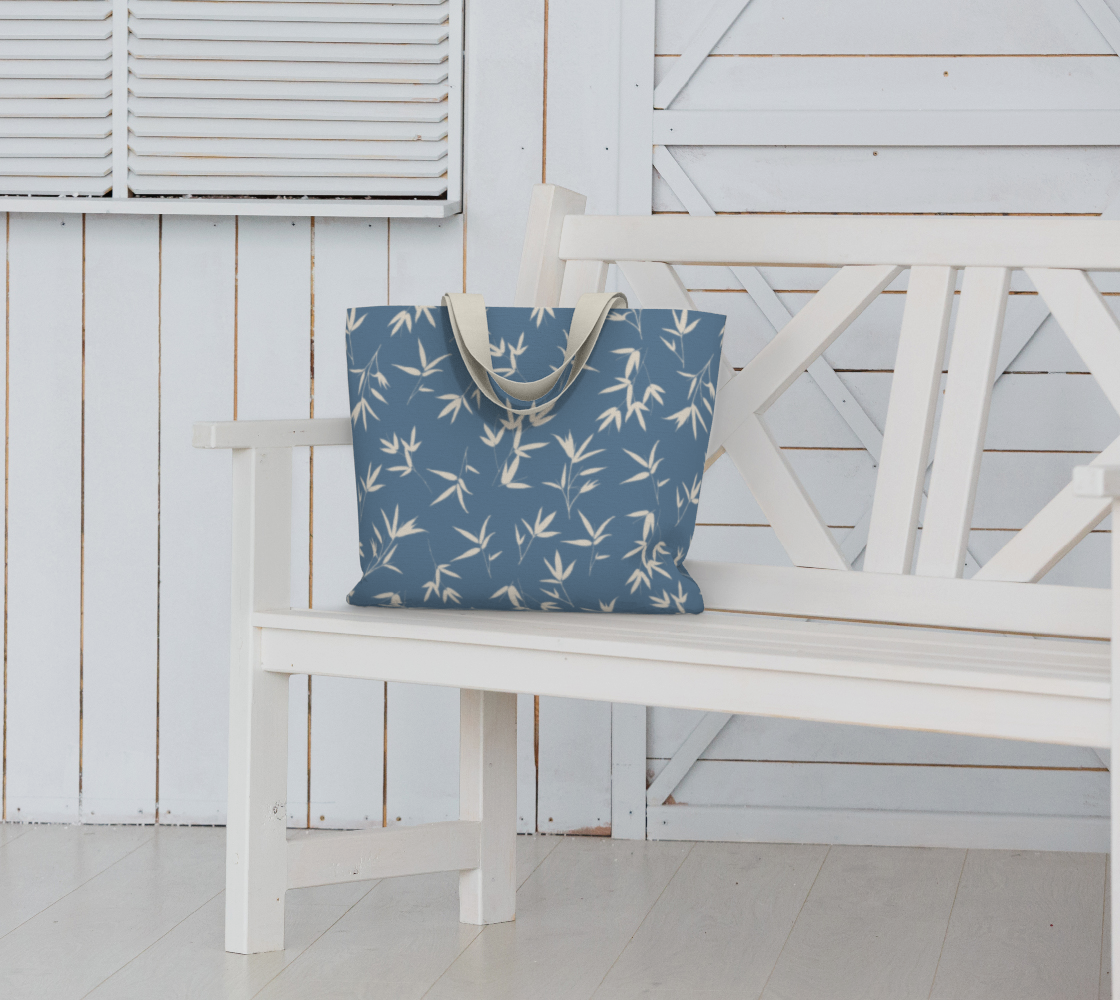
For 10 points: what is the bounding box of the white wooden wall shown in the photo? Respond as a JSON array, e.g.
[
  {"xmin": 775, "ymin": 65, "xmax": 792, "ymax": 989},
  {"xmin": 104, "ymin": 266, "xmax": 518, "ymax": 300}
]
[{"xmin": 0, "ymin": 0, "xmax": 1115, "ymax": 849}]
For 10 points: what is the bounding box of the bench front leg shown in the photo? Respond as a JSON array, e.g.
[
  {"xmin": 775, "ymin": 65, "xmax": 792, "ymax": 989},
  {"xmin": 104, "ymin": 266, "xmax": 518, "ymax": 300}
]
[
  {"xmin": 459, "ymin": 689, "xmax": 518, "ymax": 924},
  {"xmin": 225, "ymin": 448, "xmax": 292, "ymax": 954}
]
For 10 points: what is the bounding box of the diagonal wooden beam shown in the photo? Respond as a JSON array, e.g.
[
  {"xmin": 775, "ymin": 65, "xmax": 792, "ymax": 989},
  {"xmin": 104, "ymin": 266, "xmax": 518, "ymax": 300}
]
[
  {"xmin": 652, "ymin": 0, "xmax": 754, "ymax": 110},
  {"xmin": 646, "ymin": 712, "xmax": 732, "ymax": 806},
  {"xmin": 1075, "ymin": 0, "xmax": 1120, "ymax": 54}
]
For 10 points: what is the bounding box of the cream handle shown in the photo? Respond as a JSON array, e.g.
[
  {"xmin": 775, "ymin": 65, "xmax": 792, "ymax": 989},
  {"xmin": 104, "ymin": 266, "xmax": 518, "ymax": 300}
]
[{"xmin": 442, "ymin": 292, "xmax": 626, "ymax": 412}]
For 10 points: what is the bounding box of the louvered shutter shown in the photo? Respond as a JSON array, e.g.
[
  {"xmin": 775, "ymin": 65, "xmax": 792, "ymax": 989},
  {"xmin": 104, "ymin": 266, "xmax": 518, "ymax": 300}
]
[
  {"xmin": 0, "ymin": 1, "xmax": 115, "ymax": 196},
  {"xmin": 126, "ymin": 0, "xmax": 455, "ymax": 198}
]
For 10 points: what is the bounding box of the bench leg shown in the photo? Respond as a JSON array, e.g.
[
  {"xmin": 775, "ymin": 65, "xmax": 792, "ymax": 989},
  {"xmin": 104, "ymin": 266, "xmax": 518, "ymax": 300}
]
[
  {"xmin": 224, "ymin": 448, "xmax": 291, "ymax": 954},
  {"xmin": 459, "ymin": 689, "xmax": 517, "ymax": 924}
]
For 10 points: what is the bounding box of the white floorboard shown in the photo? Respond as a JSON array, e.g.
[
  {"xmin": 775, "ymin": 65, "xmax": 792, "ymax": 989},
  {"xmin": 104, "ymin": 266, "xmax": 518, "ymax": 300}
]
[
  {"xmin": 929, "ymin": 850, "xmax": 1107, "ymax": 1000},
  {"xmin": 759, "ymin": 845, "xmax": 967, "ymax": 1000},
  {"xmin": 0, "ymin": 824, "xmax": 153, "ymax": 938},
  {"xmin": 593, "ymin": 841, "xmax": 828, "ymax": 999},
  {"xmin": 0, "ymin": 828, "xmax": 1107, "ymax": 1000},
  {"xmin": 0, "ymin": 827, "xmax": 221, "ymax": 999},
  {"xmin": 425, "ymin": 838, "xmax": 693, "ymax": 1000}
]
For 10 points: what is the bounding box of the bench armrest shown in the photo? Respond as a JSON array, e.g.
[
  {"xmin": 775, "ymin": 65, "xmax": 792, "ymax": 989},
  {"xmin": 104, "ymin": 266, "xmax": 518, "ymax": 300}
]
[
  {"xmin": 193, "ymin": 418, "xmax": 352, "ymax": 450},
  {"xmin": 1072, "ymin": 464, "xmax": 1120, "ymax": 499}
]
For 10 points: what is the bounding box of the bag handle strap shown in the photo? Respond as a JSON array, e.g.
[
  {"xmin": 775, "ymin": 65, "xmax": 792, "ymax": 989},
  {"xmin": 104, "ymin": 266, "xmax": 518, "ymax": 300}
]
[{"xmin": 442, "ymin": 291, "xmax": 627, "ymax": 412}]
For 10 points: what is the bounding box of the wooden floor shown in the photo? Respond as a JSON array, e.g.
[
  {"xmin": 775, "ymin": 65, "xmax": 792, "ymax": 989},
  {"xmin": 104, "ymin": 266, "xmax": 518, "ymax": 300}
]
[{"xmin": 0, "ymin": 823, "xmax": 1110, "ymax": 1000}]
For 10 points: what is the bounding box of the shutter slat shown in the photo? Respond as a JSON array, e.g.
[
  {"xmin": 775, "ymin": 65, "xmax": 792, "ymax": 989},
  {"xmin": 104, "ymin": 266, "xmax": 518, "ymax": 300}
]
[
  {"xmin": 128, "ymin": 96, "xmax": 447, "ymax": 123},
  {"xmin": 0, "ymin": 98, "xmax": 113, "ymax": 118},
  {"xmin": 0, "ymin": 157, "xmax": 113, "ymax": 177},
  {"xmin": 1, "ymin": 176, "xmax": 116, "ymax": 195},
  {"xmin": 128, "ymin": 57, "xmax": 447, "ymax": 84},
  {"xmin": 4, "ymin": 20, "xmax": 113, "ymax": 40},
  {"xmin": 130, "ymin": 78, "xmax": 446, "ymax": 102},
  {"xmin": 130, "ymin": 37, "xmax": 446, "ymax": 63},
  {"xmin": 129, "ymin": 134, "xmax": 446, "ymax": 159},
  {"xmin": 126, "ymin": 0, "xmax": 458, "ymax": 201},
  {"xmin": 0, "ymin": 60, "xmax": 114, "ymax": 80},
  {"xmin": 128, "ymin": 153, "xmax": 447, "ymax": 177},
  {"xmin": 127, "ymin": 173, "xmax": 448, "ymax": 196},
  {"xmin": 129, "ymin": 17, "xmax": 447, "ymax": 45},
  {"xmin": 0, "ymin": 40, "xmax": 114, "ymax": 59},
  {"xmin": 130, "ymin": 2, "xmax": 450, "ymax": 24},
  {"xmin": 0, "ymin": 117, "xmax": 113, "ymax": 139},
  {"xmin": 0, "ymin": 137, "xmax": 114, "ymax": 157},
  {"xmin": 0, "ymin": 80, "xmax": 114, "ymax": 99},
  {"xmin": 127, "ymin": 113, "xmax": 446, "ymax": 141},
  {"xmin": 0, "ymin": 5, "xmax": 114, "ymax": 195},
  {"xmin": 0, "ymin": 2, "xmax": 111, "ymax": 18}
]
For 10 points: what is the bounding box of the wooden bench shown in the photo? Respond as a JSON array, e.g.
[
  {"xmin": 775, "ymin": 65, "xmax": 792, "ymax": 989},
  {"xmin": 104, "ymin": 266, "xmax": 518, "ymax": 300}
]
[{"xmin": 195, "ymin": 184, "xmax": 1120, "ymax": 981}]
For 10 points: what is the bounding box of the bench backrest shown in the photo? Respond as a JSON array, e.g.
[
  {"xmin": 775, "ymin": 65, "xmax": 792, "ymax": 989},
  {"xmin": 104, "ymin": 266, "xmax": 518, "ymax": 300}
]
[{"xmin": 514, "ymin": 185, "xmax": 1120, "ymax": 640}]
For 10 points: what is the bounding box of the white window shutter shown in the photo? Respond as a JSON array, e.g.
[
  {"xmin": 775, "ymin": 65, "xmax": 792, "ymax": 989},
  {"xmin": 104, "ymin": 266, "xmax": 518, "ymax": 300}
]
[
  {"xmin": 126, "ymin": 0, "xmax": 457, "ymax": 199},
  {"xmin": 0, "ymin": 0, "xmax": 115, "ymax": 196}
]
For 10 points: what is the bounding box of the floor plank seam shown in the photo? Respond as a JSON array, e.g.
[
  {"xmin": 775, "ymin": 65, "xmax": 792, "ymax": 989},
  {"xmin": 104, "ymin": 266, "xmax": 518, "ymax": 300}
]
[
  {"xmin": 754, "ymin": 843, "xmax": 832, "ymax": 1000},
  {"xmin": 588, "ymin": 842, "xmax": 697, "ymax": 1000},
  {"xmin": 77, "ymin": 885, "xmax": 226, "ymax": 1000},
  {"xmin": 0, "ymin": 827, "xmax": 157, "ymax": 945},
  {"xmin": 1097, "ymin": 852, "xmax": 1109, "ymax": 1000},
  {"xmin": 249, "ymin": 878, "xmax": 384, "ymax": 1000},
  {"xmin": 924, "ymin": 848, "xmax": 969, "ymax": 1000},
  {"xmin": 516, "ymin": 834, "xmax": 561, "ymax": 889}
]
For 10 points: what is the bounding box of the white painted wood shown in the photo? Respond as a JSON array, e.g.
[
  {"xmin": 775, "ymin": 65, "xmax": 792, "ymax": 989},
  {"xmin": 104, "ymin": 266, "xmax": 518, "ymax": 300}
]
[
  {"xmin": 653, "ymin": 108, "xmax": 1120, "ymax": 147},
  {"xmin": 723, "ymin": 414, "xmax": 849, "ymax": 571},
  {"xmin": 0, "ymin": 824, "xmax": 154, "ymax": 939},
  {"xmin": 652, "ymin": 0, "xmax": 752, "ymax": 110},
  {"xmin": 286, "ymin": 821, "xmax": 479, "ymax": 889},
  {"xmin": 0, "ymin": 827, "xmax": 225, "ymax": 999},
  {"xmin": 537, "ymin": 696, "xmax": 612, "ymax": 834},
  {"xmin": 761, "ymin": 846, "xmax": 966, "ymax": 1000},
  {"xmin": 194, "ymin": 417, "xmax": 351, "ymax": 450},
  {"xmin": 692, "ymin": 560, "xmax": 1108, "ymax": 639},
  {"xmin": 431, "ymin": 837, "xmax": 692, "ymax": 1000},
  {"xmin": 308, "ymin": 217, "xmax": 388, "ymax": 831},
  {"xmin": 517, "ymin": 693, "xmax": 536, "ymax": 834},
  {"xmin": 384, "ymin": 213, "xmax": 466, "ymax": 831},
  {"xmin": 86, "ymin": 879, "xmax": 374, "ymax": 1000},
  {"xmin": 6, "ymin": 213, "xmax": 82, "ymax": 823},
  {"xmin": 615, "ymin": 259, "xmax": 694, "ymax": 309},
  {"xmin": 0, "ymin": 197, "xmax": 461, "ymax": 218},
  {"xmin": 594, "ymin": 841, "xmax": 827, "ymax": 1000},
  {"xmin": 225, "ymin": 448, "xmax": 292, "ymax": 955},
  {"xmin": 1028, "ymin": 268, "xmax": 1120, "ymax": 417},
  {"xmin": 256, "ymin": 608, "xmax": 1109, "ymax": 748},
  {"xmin": 82, "ymin": 213, "xmax": 159, "ymax": 823},
  {"xmin": 459, "ymin": 689, "xmax": 517, "ymax": 924},
  {"xmin": 865, "ymin": 266, "xmax": 955, "ymax": 575},
  {"xmin": 559, "ymin": 215, "xmax": 1120, "ymax": 271},
  {"xmin": 977, "ymin": 437, "xmax": 1120, "ymax": 583},
  {"xmin": 616, "ymin": 0, "xmax": 655, "ymax": 215},
  {"xmin": 1112, "ymin": 498, "xmax": 1120, "ymax": 1000},
  {"xmin": 917, "ymin": 267, "xmax": 1010, "ymax": 578},
  {"xmin": 655, "ymin": 0, "xmax": 1117, "ymax": 55},
  {"xmin": 557, "ymin": 258, "xmax": 608, "ymax": 306},
  {"xmin": 929, "ymin": 850, "xmax": 1106, "ymax": 1000},
  {"xmin": 514, "ymin": 184, "xmax": 586, "ymax": 309},
  {"xmin": 1076, "ymin": 0, "xmax": 1120, "ymax": 55},
  {"xmin": 709, "ymin": 264, "xmax": 902, "ymax": 451},
  {"xmin": 158, "ymin": 215, "xmax": 235, "ymax": 825},
  {"xmin": 611, "ymin": 703, "xmax": 646, "ymax": 839},
  {"xmin": 646, "ymin": 711, "xmax": 731, "ymax": 806}
]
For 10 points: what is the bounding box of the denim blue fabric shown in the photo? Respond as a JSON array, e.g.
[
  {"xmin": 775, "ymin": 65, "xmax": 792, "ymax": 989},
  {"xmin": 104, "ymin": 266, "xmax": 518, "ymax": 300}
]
[{"xmin": 345, "ymin": 304, "xmax": 724, "ymax": 613}]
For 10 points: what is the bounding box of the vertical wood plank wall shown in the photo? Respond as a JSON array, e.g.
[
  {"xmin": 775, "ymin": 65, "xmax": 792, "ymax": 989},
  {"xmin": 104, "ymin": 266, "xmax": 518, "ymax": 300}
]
[{"xmin": 0, "ymin": 0, "xmax": 1115, "ymax": 843}]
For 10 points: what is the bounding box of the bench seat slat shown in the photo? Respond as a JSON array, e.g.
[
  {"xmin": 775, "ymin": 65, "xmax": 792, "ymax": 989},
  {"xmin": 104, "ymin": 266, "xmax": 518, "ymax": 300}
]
[{"xmin": 256, "ymin": 607, "xmax": 1108, "ymax": 748}]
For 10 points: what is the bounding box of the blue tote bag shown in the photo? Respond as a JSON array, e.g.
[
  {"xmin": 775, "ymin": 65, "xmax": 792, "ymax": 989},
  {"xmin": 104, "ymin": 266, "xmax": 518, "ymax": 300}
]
[{"xmin": 345, "ymin": 294, "xmax": 724, "ymax": 613}]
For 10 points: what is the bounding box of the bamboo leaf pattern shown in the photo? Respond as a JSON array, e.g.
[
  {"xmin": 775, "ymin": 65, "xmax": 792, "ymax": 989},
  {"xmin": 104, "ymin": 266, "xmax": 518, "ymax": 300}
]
[{"xmin": 345, "ymin": 303, "xmax": 724, "ymax": 613}]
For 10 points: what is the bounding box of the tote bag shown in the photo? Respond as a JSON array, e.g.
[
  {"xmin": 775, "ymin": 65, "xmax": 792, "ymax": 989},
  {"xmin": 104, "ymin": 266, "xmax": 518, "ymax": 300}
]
[{"xmin": 345, "ymin": 294, "xmax": 724, "ymax": 613}]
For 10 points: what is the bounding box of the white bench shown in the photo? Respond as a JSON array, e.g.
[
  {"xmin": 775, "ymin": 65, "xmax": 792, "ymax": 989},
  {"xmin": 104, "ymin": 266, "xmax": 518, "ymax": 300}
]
[{"xmin": 195, "ymin": 184, "xmax": 1120, "ymax": 981}]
